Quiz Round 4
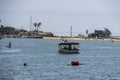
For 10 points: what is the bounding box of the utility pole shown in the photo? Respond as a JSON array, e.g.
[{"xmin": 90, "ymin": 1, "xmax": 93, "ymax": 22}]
[
  {"xmin": 70, "ymin": 26, "xmax": 72, "ymax": 37},
  {"xmin": 86, "ymin": 30, "xmax": 88, "ymax": 37},
  {"xmin": 0, "ymin": 20, "xmax": 1, "ymax": 27},
  {"xmin": 30, "ymin": 16, "xmax": 32, "ymax": 31}
]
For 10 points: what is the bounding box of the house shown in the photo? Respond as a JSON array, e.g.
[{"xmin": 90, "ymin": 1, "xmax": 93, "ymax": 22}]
[
  {"xmin": 88, "ymin": 28, "xmax": 111, "ymax": 38},
  {"xmin": 0, "ymin": 25, "xmax": 15, "ymax": 35}
]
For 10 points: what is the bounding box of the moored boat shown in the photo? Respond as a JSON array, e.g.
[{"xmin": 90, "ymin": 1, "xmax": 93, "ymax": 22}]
[{"xmin": 58, "ymin": 40, "xmax": 80, "ymax": 53}]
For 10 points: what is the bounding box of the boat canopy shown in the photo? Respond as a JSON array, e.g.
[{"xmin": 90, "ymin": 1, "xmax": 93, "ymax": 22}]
[{"xmin": 59, "ymin": 42, "xmax": 79, "ymax": 45}]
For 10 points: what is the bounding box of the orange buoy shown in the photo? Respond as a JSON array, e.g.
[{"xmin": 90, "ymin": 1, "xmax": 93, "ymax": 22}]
[{"xmin": 71, "ymin": 61, "xmax": 80, "ymax": 66}]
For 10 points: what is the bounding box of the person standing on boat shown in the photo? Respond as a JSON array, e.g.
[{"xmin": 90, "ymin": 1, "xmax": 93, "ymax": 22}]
[
  {"xmin": 8, "ymin": 41, "xmax": 11, "ymax": 48},
  {"xmin": 68, "ymin": 45, "xmax": 72, "ymax": 50}
]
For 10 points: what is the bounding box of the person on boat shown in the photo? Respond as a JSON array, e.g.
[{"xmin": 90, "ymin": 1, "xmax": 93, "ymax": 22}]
[
  {"xmin": 68, "ymin": 45, "xmax": 72, "ymax": 50},
  {"xmin": 64, "ymin": 46, "xmax": 67, "ymax": 49}
]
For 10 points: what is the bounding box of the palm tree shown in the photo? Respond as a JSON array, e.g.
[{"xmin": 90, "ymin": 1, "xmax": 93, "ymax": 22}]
[
  {"xmin": 33, "ymin": 23, "xmax": 37, "ymax": 31},
  {"xmin": 37, "ymin": 22, "xmax": 41, "ymax": 31},
  {"xmin": 33, "ymin": 22, "xmax": 42, "ymax": 32}
]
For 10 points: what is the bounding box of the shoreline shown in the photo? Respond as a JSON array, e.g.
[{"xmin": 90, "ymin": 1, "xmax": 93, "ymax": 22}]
[
  {"xmin": 1, "ymin": 36, "xmax": 120, "ymax": 42},
  {"xmin": 43, "ymin": 37, "xmax": 120, "ymax": 42}
]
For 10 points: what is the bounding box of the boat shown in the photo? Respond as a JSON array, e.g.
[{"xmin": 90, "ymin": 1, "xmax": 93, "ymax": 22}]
[{"xmin": 58, "ymin": 40, "xmax": 80, "ymax": 53}]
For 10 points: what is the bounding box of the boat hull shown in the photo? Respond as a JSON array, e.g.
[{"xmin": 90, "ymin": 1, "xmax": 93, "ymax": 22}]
[{"xmin": 58, "ymin": 49, "xmax": 79, "ymax": 54}]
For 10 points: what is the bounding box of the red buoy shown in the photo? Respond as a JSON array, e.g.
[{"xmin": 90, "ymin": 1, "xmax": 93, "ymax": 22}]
[{"xmin": 71, "ymin": 61, "xmax": 80, "ymax": 66}]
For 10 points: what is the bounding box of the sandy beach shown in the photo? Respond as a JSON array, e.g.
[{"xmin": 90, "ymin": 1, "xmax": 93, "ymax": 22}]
[{"xmin": 43, "ymin": 36, "xmax": 120, "ymax": 42}]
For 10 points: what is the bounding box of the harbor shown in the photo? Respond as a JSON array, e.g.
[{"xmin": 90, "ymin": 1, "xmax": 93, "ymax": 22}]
[{"xmin": 1, "ymin": 0, "xmax": 120, "ymax": 79}]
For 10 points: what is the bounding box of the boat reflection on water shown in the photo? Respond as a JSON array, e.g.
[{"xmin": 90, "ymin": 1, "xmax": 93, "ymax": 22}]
[{"xmin": 58, "ymin": 40, "xmax": 80, "ymax": 54}]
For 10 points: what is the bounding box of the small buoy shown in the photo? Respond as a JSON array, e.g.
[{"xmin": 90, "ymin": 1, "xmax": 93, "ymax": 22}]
[
  {"xmin": 112, "ymin": 40, "xmax": 114, "ymax": 42},
  {"xmin": 71, "ymin": 61, "xmax": 80, "ymax": 66},
  {"xmin": 23, "ymin": 63, "xmax": 27, "ymax": 66}
]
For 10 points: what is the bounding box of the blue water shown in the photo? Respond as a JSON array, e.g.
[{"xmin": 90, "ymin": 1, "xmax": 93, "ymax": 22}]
[{"xmin": 0, "ymin": 38, "xmax": 120, "ymax": 80}]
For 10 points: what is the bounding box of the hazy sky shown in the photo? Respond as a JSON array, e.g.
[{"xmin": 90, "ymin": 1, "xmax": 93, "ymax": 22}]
[{"xmin": 0, "ymin": 0, "xmax": 120, "ymax": 36}]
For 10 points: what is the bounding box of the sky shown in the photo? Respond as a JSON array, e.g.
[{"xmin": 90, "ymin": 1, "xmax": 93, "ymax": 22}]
[{"xmin": 0, "ymin": 0, "xmax": 120, "ymax": 36}]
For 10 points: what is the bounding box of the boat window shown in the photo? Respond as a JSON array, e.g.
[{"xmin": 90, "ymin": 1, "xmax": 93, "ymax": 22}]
[{"xmin": 59, "ymin": 43, "xmax": 79, "ymax": 50}]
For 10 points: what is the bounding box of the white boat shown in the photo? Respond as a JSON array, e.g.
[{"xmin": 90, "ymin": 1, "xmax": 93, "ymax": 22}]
[{"xmin": 58, "ymin": 40, "xmax": 80, "ymax": 53}]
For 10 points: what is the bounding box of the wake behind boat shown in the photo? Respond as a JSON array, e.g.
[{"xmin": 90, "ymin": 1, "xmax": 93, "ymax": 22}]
[{"xmin": 58, "ymin": 40, "xmax": 80, "ymax": 53}]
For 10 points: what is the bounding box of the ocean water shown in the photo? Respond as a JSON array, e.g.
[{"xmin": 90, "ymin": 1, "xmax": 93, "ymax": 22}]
[{"xmin": 0, "ymin": 38, "xmax": 120, "ymax": 80}]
